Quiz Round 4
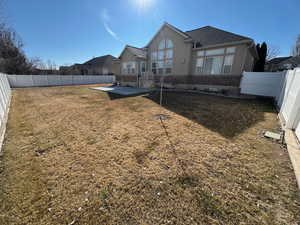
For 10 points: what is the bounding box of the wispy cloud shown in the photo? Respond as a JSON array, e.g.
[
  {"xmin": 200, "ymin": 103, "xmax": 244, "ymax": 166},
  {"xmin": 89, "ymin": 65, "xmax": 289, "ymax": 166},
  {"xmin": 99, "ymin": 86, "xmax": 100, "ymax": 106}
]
[{"xmin": 101, "ymin": 8, "xmax": 122, "ymax": 42}]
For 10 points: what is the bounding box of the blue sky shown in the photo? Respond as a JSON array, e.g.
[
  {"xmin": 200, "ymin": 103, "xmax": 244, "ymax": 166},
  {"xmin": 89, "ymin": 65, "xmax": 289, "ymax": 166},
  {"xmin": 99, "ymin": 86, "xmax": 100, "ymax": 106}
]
[{"xmin": 5, "ymin": 0, "xmax": 300, "ymax": 66}]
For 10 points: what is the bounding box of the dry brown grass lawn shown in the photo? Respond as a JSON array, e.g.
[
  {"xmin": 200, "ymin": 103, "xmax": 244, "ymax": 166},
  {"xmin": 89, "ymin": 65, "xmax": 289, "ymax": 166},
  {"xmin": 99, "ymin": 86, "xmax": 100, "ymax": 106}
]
[{"xmin": 0, "ymin": 84, "xmax": 299, "ymax": 225}]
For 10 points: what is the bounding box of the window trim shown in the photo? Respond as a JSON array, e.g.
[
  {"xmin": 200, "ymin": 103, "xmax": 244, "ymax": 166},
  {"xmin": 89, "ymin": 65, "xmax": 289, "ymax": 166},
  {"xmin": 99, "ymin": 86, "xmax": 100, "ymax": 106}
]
[
  {"xmin": 195, "ymin": 46, "xmax": 236, "ymax": 75},
  {"xmin": 123, "ymin": 61, "xmax": 136, "ymax": 75},
  {"xmin": 151, "ymin": 39, "xmax": 174, "ymax": 75}
]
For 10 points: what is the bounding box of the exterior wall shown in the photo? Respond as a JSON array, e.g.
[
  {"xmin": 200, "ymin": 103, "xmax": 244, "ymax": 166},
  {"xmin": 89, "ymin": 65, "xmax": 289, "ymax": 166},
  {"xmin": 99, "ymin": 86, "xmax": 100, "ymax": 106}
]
[
  {"xmin": 147, "ymin": 25, "xmax": 193, "ymax": 76},
  {"xmin": 120, "ymin": 49, "xmax": 138, "ymax": 76},
  {"xmin": 112, "ymin": 61, "xmax": 121, "ymax": 75},
  {"xmin": 243, "ymin": 47, "xmax": 255, "ymax": 72},
  {"xmin": 154, "ymin": 75, "xmax": 241, "ymax": 94},
  {"xmin": 118, "ymin": 48, "xmax": 149, "ymax": 86}
]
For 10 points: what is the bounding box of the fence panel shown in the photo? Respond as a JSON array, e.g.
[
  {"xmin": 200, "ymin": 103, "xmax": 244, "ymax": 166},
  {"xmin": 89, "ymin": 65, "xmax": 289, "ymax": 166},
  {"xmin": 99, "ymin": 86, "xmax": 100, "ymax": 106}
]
[
  {"xmin": 279, "ymin": 68, "xmax": 300, "ymax": 128},
  {"xmin": 33, "ymin": 75, "xmax": 49, "ymax": 87},
  {"xmin": 60, "ymin": 76, "xmax": 73, "ymax": 86},
  {"xmin": 277, "ymin": 70, "xmax": 293, "ymax": 108},
  {"xmin": 0, "ymin": 73, "xmax": 12, "ymax": 151},
  {"xmin": 296, "ymin": 120, "xmax": 300, "ymax": 141},
  {"xmin": 6, "ymin": 75, "xmax": 115, "ymax": 88},
  {"xmin": 240, "ymin": 72, "xmax": 285, "ymax": 100}
]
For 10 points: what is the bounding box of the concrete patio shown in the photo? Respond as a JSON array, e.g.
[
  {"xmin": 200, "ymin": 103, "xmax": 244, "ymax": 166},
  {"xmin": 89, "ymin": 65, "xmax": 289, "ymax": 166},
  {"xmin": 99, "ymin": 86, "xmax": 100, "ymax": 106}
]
[{"xmin": 91, "ymin": 86, "xmax": 152, "ymax": 96}]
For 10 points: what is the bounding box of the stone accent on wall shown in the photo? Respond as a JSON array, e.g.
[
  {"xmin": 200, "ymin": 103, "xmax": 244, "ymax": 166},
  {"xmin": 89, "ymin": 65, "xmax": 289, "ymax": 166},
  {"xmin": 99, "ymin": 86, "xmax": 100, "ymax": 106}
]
[{"xmin": 153, "ymin": 75, "xmax": 242, "ymax": 87}]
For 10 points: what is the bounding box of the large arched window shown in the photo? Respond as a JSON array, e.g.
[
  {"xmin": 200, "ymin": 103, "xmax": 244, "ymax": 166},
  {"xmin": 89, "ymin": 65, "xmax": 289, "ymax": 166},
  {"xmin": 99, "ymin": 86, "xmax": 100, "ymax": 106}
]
[{"xmin": 151, "ymin": 39, "xmax": 173, "ymax": 75}]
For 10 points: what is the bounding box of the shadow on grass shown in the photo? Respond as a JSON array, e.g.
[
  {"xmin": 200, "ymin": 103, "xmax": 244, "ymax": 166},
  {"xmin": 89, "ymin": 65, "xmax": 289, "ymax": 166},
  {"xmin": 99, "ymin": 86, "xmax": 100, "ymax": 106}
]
[
  {"xmin": 106, "ymin": 92, "xmax": 151, "ymax": 100},
  {"xmin": 145, "ymin": 91, "xmax": 275, "ymax": 139}
]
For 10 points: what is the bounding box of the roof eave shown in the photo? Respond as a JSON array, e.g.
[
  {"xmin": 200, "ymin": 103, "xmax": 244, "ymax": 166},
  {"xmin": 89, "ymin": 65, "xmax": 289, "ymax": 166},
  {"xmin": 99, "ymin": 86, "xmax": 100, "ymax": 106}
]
[{"xmin": 191, "ymin": 39, "xmax": 253, "ymax": 50}]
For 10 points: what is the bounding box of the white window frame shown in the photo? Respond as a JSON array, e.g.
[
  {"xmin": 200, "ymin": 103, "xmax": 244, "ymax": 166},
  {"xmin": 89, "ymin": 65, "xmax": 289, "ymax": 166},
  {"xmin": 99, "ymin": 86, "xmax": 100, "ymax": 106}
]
[
  {"xmin": 195, "ymin": 46, "xmax": 236, "ymax": 75},
  {"xmin": 151, "ymin": 39, "xmax": 173, "ymax": 75},
  {"xmin": 123, "ymin": 61, "xmax": 136, "ymax": 75}
]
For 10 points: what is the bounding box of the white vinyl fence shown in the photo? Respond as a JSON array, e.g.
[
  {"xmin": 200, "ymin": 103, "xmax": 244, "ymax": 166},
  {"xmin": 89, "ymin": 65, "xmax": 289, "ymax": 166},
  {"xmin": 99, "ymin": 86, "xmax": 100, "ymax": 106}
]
[
  {"xmin": 279, "ymin": 68, "xmax": 300, "ymax": 130},
  {"xmin": 240, "ymin": 71, "xmax": 286, "ymax": 106},
  {"xmin": 0, "ymin": 73, "xmax": 12, "ymax": 151},
  {"xmin": 240, "ymin": 69, "xmax": 300, "ymax": 141},
  {"xmin": 7, "ymin": 75, "xmax": 115, "ymax": 88}
]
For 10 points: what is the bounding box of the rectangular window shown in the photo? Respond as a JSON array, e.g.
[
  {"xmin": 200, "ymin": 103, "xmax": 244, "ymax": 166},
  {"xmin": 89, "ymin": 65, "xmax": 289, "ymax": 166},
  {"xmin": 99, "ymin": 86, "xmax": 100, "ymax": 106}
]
[
  {"xmin": 158, "ymin": 51, "xmax": 164, "ymax": 60},
  {"xmin": 152, "ymin": 62, "xmax": 157, "ymax": 74},
  {"xmin": 196, "ymin": 58, "xmax": 204, "ymax": 74},
  {"xmin": 204, "ymin": 56, "xmax": 223, "ymax": 74},
  {"xmin": 165, "ymin": 60, "xmax": 173, "ymax": 68},
  {"xmin": 123, "ymin": 61, "xmax": 137, "ymax": 74},
  {"xmin": 157, "ymin": 61, "xmax": 164, "ymax": 74},
  {"xmin": 195, "ymin": 46, "xmax": 236, "ymax": 75},
  {"xmin": 206, "ymin": 48, "xmax": 225, "ymax": 56},
  {"xmin": 166, "ymin": 40, "xmax": 173, "ymax": 48},
  {"xmin": 127, "ymin": 63, "xmax": 131, "ymax": 74},
  {"xmin": 151, "ymin": 52, "xmax": 157, "ymax": 60},
  {"xmin": 166, "ymin": 49, "xmax": 173, "ymax": 59},
  {"xmin": 226, "ymin": 47, "xmax": 236, "ymax": 54},
  {"xmin": 165, "ymin": 68, "xmax": 172, "ymax": 74},
  {"xmin": 223, "ymin": 55, "xmax": 234, "ymax": 73},
  {"xmin": 197, "ymin": 50, "xmax": 205, "ymax": 57},
  {"xmin": 141, "ymin": 62, "xmax": 146, "ymax": 72},
  {"xmin": 131, "ymin": 62, "xmax": 136, "ymax": 69}
]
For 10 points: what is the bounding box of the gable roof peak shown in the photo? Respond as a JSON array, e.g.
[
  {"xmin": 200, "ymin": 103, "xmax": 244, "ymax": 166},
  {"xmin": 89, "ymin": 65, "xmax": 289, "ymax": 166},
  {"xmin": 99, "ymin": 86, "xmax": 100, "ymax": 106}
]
[
  {"xmin": 185, "ymin": 25, "xmax": 253, "ymax": 47},
  {"xmin": 119, "ymin": 45, "xmax": 147, "ymax": 59}
]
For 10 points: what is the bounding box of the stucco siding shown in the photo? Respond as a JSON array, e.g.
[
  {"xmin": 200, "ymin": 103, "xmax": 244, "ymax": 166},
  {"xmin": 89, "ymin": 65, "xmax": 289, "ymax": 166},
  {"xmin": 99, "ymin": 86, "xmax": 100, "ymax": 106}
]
[
  {"xmin": 120, "ymin": 49, "xmax": 138, "ymax": 76},
  {"xmin": 147, "ymin": 25, "xmax": 193, "ymax": 76},
  {"xmin": 243, "ymin": 48, "xmax": 255, "ymax": 72}
]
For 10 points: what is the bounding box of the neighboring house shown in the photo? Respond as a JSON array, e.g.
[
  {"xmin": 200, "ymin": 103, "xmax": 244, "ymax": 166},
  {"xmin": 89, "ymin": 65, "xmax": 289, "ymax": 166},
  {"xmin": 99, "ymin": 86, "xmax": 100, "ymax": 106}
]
[
  {"xmin": 31, "ymin": 68, "xmax": 60, "ymax": 75},
  {"xmin": 265, "ymin": 56, "xmax": 300, "ymax": 72},
  {"xmin": 60, "ymin": 55, "xmax": 120, "ymax": 75},
  {"xmin": 117, "ymin": 22, "xmax": 258, "ymax": 93}
]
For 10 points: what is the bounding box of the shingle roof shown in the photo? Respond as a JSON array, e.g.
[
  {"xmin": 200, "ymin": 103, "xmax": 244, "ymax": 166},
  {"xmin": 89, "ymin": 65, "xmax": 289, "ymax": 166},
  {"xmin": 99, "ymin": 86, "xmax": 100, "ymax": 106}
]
[
  {"xmin": 283, "ymin": 56, "xmax": 300, "ymax": 65},
  {"xmin": 185, "ymin": 26, "xmax": 252, "ymax": 47},
  {"xmin": 83, "ymin": 55, "xmax": 117, "ymax": 67},
  {"xmin": 126, "ymin": 45, "xmax": 147, "ymax": 58},
  {"xmin": 267, "ymin": 57, "xmax": 292, "ymax": 65}
]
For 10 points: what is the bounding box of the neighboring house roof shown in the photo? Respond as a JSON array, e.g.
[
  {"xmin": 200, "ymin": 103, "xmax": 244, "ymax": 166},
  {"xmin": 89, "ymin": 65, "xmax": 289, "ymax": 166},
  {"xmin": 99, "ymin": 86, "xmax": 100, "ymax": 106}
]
[
  {"xmin": 119, "ymin": 45, "xmax": 147, "ymax": 59},
  {"xmin": 265, "ymin": 56, "xmax": 300, "ymax": 71},
  {"xmin": 83, "ymin": 55, "xmax": 117, "ymax": 67},
  {"xmin": 266, "ymin": 57, "xmax": 293, "ymax": 65},
  {"xmin": 267, "ymin": 56, "xmax": 300, "ymax": 66},
  {"xmin": 185, "ymin": 26, "xmax": 253, "ymax": 47},
  {"xmin": 284, "ymin": 56, "xmax": 300, "ymax": 65}
]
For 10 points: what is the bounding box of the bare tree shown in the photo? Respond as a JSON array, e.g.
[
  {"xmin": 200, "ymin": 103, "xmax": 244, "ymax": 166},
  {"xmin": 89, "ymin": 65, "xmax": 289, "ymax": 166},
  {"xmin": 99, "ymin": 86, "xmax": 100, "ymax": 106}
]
[
  {"xmin": 266, "ymin": 45, "xmax": 281, "ymax": 61},
  {"xmin": 0, "ymin": 23, "xmax": 33, "ymax": 74},
  {"xmin": 46, "ymin": 59, "xmax": 57, "ymax": 70}
]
